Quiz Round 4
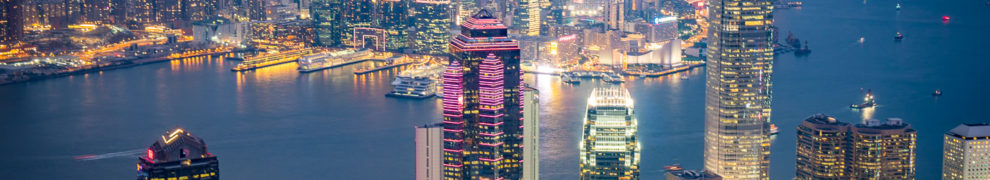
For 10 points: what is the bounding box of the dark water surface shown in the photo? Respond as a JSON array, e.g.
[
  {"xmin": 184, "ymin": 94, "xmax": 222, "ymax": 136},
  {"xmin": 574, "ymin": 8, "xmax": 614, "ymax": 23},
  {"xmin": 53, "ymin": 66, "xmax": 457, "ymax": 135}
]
[{"xmin": 1, "ymin": 0, "xmax": 989, "ymax": 179}]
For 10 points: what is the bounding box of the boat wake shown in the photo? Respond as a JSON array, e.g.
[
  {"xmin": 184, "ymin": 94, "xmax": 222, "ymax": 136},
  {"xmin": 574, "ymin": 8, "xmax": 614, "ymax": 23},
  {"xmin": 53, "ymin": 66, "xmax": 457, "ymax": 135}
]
[{"xmin": 74, "ymin": 149, "xmax": 145, "ymax": 161}]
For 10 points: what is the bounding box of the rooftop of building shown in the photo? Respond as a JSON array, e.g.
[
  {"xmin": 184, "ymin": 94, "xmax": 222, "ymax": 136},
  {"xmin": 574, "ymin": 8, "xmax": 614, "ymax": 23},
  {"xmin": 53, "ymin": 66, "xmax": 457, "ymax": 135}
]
[
  {"xmin": 851, "ymin": 118, "xmax": 916, "ymax": 134},
  {"xmin": 143, "ymin": 128, "xmax": 213, "ymax": 163},
  {"xmin": 804, "ymin": 113, "xmax": 849, "ymax": 126},
  {"xmin": 947, "ymin": 123, "xmax": 990, "ymax": 138},
  {"xmin": 588, "ymin": 87, "xmax": 633, "ymax": 108},
  {"xmin": 665, "ymin": 165, "xmax": 722, "ymax": 179}
]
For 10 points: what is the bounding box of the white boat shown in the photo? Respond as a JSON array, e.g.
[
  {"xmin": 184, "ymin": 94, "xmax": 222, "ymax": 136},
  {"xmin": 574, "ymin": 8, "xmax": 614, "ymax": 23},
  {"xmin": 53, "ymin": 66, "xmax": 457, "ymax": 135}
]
[{"xmin": 386, "ymin": 64, "xmax": 445, "ymax": 99}]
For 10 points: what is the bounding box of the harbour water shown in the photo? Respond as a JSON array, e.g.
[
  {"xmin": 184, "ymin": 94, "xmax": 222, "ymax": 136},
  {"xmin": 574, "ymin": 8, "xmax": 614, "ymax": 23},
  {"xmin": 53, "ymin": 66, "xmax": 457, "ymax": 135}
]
[{"xmin": 1, "ymin": 0, "xmax": 989, "ymax": 179}]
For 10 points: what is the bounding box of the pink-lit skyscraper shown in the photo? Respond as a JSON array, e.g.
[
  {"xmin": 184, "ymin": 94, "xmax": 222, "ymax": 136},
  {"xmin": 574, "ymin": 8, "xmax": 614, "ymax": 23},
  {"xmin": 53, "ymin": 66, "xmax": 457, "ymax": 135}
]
[{"xmin": 442, "ymin": 9, "xmax": 523, "ymax": 180}]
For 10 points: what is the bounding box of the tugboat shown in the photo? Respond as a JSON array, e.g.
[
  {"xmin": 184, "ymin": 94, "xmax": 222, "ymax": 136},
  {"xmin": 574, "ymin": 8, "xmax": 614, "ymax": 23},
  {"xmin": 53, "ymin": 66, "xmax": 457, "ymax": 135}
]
[
  {"xmin": 794, "ymin": 40, "xmax": 812, "ymax": 55},
  {"xmin": 850, "ymin": 89, "xmax": 876, "ymax": 109},
  {"xmin": 894, "ymin": 32, "xmax": 904, "ymax": 41},
  {"xmin": 770, "ymin": 124, "xmax": 780, "ymax": 135},
  {"xmin": 933, "ymin": 89, "xmax": 942, "ymax": 96}
]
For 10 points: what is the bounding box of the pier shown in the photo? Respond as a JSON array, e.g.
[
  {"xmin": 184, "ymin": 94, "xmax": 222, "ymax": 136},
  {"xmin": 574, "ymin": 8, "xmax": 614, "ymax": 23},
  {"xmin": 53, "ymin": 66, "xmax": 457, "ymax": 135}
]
[
  {"xmin": 231, "ymin": 48, "xmax": 314, "ymax": 71},
  {"xmin": 622, "ymin": 61, "xmax": 706, "ymax": 77}
]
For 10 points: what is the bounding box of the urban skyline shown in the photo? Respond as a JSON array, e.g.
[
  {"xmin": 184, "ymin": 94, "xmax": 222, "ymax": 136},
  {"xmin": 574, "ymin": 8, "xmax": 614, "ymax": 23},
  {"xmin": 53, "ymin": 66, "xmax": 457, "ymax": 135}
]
[{"xmin": 1, "ymin": 0, "xmax": 987, "ymax": 179}]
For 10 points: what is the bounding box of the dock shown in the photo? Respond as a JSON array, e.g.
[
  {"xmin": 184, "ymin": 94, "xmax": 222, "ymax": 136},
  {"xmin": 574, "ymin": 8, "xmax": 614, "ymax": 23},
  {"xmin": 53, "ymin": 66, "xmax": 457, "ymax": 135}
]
[
  {"xmin": 622, "ymin": 61, "xmax": 706, "ymax": 77},
  {"xmin": 353, "ymin": 62, "xmax": 414, "ymax": 74}
]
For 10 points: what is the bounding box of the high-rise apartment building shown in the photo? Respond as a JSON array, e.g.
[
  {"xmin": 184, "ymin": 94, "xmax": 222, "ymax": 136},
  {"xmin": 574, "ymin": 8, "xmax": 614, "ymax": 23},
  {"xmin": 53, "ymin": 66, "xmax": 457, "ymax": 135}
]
[
  {"xmin": 943, "ymin": 123, "xmax": 990, "ymax": 180},
  {"xmin": 703, "ymin": 0, "xmax": 774, "ymax": 179},
  {"xmin": 579, "ymin": 87, "xmax": 640, "ymax": 180},
  {"xmin": 848, "ymin": 118, "xmax": 916, "ymax": 179},
  {"xmin": 412, "ymin": 0, "xmax": 451, "ymax": 55},
  {"xmin": 522, "ymin": 86, "xmax": 539, "ymax": 180},
  {"xmin": 605, "ymin": 0, "xmax": 624, "ymax": 31},
  {"xmin": 416, "ymin": 123, "xmax": 445, "ymax": 180},
  {"xmin": 137, "ymin": 128, "xmax": 219, "ymax": 180},
  {"xmin": 442, "ymin": 10, "xmax": 523, "ymax": 179},
  {"xmin": 795, "ymin": 114, "xmax": 850, "ymax": 180}
]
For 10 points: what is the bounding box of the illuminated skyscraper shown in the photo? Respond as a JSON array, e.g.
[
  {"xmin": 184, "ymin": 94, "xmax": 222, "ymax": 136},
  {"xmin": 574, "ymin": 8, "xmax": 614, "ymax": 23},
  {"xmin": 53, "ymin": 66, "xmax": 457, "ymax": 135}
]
[
  {"xmin": 512, "ymin": 0, "xmax": 539, "ymax": 36},
  {"xmin": 522, "ymin": 86, "xmax": 539, "ymax": 180},
  {"xmin": 311, "ymin": 0, "xmax": 343, "ymax": 46},
  {"xmin": 412, "ymin": 0, "xmax": 451, "ymax": 55},
  {"xmin": 703, "ymin": 0, "xmax": 774, "ymax": 178},
  {"xmin": 443, "ymin": 10, "xmax": 523, "ymax": 179},
  {"xmin": 137, "ymin": 128, "xmax": 219, "ymax": 180},
  {"xmin": 579, "ymin": 87, "xmax": 640, "ymax": 180},
  {"xmin": 942, "ymin": 123, "xmax": 990, "ymax": 180},
  {"xmin": 339, "ymin": 0, "xmax": 373, "ymax": 47},
  {"xmin": 848, "ymin": 118, "xmax": 916, "ymax": 179},
  {"xmin": 795, "ymin": 114, "xmax": 850, "ymax": 180},
  {"xmin": 417, "ymin": 123, "xmax": 445, "ymax": 180}
]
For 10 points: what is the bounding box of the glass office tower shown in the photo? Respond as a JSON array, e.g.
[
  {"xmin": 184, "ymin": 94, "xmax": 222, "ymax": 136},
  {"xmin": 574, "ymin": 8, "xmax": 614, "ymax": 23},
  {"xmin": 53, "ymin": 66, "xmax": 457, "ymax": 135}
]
[
  {"xmin": 579, "ymin": 87, "xmax": 640, "ymax": 180},
  {"xmin": 443, "ymin": 10, "xmax": 523, "ymax": 180},
  {"xmin": 703, "ymin": 0, "xmax": 774, "ymax": 179}
]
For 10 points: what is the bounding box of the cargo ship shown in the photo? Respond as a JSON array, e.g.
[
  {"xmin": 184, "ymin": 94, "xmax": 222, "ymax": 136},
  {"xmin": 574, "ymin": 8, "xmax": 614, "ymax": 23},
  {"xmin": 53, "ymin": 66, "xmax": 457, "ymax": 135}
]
[
  {"xmin": 385, "ymin": 64, "xmax": 445, "ymax": 99},
  {"xmin": 297, "ymin": 49, "xmax": 372, "ymax": 73}
]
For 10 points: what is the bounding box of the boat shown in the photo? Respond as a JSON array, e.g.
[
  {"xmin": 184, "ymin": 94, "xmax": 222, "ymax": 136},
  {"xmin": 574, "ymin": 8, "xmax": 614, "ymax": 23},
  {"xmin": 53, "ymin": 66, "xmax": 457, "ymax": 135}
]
[
  {"xmin": 896, "ymin": 3, "xmax": 901, "ymax": 10},
  {"xmin": 943, "ymin": 16, "xmax": 951, "ymax": 21},
  {"xmin": 298, "ymin": 49, "xmax": 372, "ymax": 72},
  {"xmin": 385, "ymin": 64, "xmax": 444, "ymax": 99},
  {"xmin": 794, "ymin": 40, "xmax": 812, "ymax": 55},
  {"xmin": 933, "ymin": 89, "xmax": 942, "ymax": 96},
  {"xmin": 680, "ymin": 76, "xmax": 689, "ymax": 80},
  {"xmin": 770, "ymin": 124, "xmax": 779, "ymax": 135},
  {"xmin": 604, "ymin": 74, "xmax": 625, "ymax": 84},
  {"xmin": 894, "ymin": 32, "xmax": 904, "ymax": 41},
  {"xmin": 561, "ymin": 75, "xmax": 580, "ymax": 84},
  {"xmin": 850, "ymin": 89, "xmax": 876, "ymax": 109}
]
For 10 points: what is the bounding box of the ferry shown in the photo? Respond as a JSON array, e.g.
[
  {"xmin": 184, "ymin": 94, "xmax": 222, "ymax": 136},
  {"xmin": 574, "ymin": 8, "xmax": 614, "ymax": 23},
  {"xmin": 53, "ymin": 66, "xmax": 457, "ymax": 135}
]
[
  {"xmin": 561, "ymin": 75, "xmax": 580, "ymax": 84},
  {"xmin": 297, "ymin": 49, "xmax": 372, "ymax": 73},
  {"xmin": 850, "ymin": 89, "xmax": 876, "ymax": 109},
  {"xmin": 894, "ymin": 32, "xmax": 904, "ymax": 41},
  {"xmin": 385, "ymin": 64, "xmax": 444, "ymax": 99}
]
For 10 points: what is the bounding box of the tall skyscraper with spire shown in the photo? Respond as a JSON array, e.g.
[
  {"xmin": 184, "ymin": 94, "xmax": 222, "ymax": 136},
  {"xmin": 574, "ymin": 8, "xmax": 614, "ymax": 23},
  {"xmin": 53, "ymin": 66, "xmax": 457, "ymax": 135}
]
[
  {"xmin": 703, "ymin": 0, "xmax": 774, "ymax": 179},
  {"xmin": 442, "ymin": 9, "xmax": 523, "ymax": 180}
]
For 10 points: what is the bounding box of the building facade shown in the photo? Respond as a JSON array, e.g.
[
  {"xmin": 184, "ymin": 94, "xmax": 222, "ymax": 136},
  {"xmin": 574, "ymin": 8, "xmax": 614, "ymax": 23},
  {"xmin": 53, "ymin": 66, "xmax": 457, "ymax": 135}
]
[
  {"xmin": 417, "ymin": 123, "xmax": 445, "ymax": 180},
  {"xmin": 412, "ymin": 0, "xmax": 451, "ymax": 55},
  {"xmin": 942, "ymin": 123, "xmax": 990, "ymax": 180},
  {"xmin": 310, "ymin": 0, "xmax": 343, "ymax": 46},
  {"xmin": 794, "ymin": 114, "xmax": 850, "ymax": 180},
  {"xmin": 137, "ymin": 128, "xmax": 219, "ymax": 180},
  {"xmin": 703, "ymin": 0, "xmax": 774, "ymax": 179},
  {"xmin": 443, "ymin": 10, "xmax": 523, "ymax": 180},
  {"xmin": 522, "ymin": 86, "xmax": 539, "ymax": 180},
  {"xmin": 1, "ymin": 0, "xmax": 22, "ymax": 44},
  {"xmin": 579, "ymin": 87, "xmax": 640, "ymax": 180},
  {"xmin": 847, "ymin": 118, "xmax": 917, "ymax": 179}
]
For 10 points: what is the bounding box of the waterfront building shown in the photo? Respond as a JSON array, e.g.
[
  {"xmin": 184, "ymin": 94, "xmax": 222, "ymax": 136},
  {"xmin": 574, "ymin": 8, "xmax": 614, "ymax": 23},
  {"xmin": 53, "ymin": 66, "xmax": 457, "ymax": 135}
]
[
  {"xmin": 942, "ymin": 123, "xmax": 990, "ymax": 180},
  {"xmin": 310, "ymin": 0, "xmax": 343, "ymax": 46},
  {"xmin": 442, "ymin": 10, "xmax": 523, "ymax": 179},
  {"xmin": 411, "ymin": 0, "xmax": 450, "ymax": 55},
  {"xmin": 192, "ymin": 17, "xmax": 250, "ymax": 46},
  {"xmin": 579, "ymin": 87, "xmax": 640, "ymax": 180},
  {"xmin": 847, "ymin": 118, "xmax": 917, "ymax": 179},
  {"xmin": 416, "ymin": 123, "xmax": 445, "ymax": 180},
  {"xmin": 795, "ymin": 114, "xmax": 851, "ymax": 180},
  {"xmin": 522, "ymin": 86, "xmax": 539, "ymax": 180},
  {"xmin": 137, "ymin": 128, "xmax": 219, "ymax": 180},
  {"xmin": 665, "ymin": 165, "xmax": 722, "ymax": 180},
  {"xmin": 633, "ymin": 16, "xmax": 677, "ymax": 43},
  {"xmin": 703, "ymin": 0, "xmax": 774, "ymax": 178}
]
